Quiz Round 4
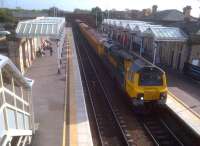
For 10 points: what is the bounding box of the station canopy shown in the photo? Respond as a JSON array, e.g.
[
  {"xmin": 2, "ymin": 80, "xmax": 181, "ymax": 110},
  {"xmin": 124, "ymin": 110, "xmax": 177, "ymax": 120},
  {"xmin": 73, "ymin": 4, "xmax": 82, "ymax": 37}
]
[
  {"xmin": 143, "ymin": 27, "xmax": 187, "ymax": 42},
  {"xmin": 103, "ymin": 19, "xmax": 188, "ymax": 42},
  {"xmin": 16, "ymin": 17, "xmax": 65, "ymax": 39}
]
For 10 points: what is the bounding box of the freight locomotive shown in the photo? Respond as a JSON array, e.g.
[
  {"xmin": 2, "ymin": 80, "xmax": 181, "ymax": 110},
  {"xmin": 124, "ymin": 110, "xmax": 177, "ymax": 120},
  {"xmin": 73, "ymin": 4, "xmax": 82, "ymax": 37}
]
[{"xmin": 76, "ymin": 20, "xmax": 168, "ymax": 106}]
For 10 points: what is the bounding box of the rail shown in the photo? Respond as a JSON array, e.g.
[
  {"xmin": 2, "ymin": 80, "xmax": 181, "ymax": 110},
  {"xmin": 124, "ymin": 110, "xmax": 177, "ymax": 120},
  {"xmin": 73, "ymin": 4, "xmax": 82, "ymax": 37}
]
[
  {"xmin": 141, "ymin": 115, "xmax": 184, "ymax": 146},
  {"xmin": 74, "ymin": 26, "xmax": 131, "ymax": 146}
]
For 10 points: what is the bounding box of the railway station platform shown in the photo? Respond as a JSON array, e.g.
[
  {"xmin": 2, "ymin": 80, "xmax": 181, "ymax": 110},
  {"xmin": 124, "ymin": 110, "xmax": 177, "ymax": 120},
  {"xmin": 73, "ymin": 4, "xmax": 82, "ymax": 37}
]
[
  {"xmin": 25, "ymin": 32, "xmax": 67, "ymax": 145},
  {"xmin": 166, "ymin": 69, "xmax": 200, "ymax": 136},
  {"xmin": 65, "ymin": 27, "xmax": 93, "ymax": 146},
  {"xmin": 24, "ymin": 27, "xmax": 93, "ymax": 146},
  {"xmin": 166, "ymin": 69, "xmax": 200, "ymax": 115}
]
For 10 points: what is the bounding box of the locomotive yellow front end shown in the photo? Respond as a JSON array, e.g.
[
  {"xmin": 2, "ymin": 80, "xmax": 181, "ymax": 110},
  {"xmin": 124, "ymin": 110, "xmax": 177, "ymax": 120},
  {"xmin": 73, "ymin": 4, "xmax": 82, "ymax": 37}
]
[{"xmin": 125, "ymin": 58, "xmax": 168, "ymax": 106}]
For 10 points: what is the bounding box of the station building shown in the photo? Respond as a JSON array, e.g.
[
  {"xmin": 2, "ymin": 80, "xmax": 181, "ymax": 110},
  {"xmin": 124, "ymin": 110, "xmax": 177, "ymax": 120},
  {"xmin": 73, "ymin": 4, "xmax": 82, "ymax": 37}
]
[
  {"xmin": 101, "ymin": 5, "xmax": 200, "ymax": 75},
  {"xmin": 102, "ymin": 19, "xmax": 188, "ymax": 71}
]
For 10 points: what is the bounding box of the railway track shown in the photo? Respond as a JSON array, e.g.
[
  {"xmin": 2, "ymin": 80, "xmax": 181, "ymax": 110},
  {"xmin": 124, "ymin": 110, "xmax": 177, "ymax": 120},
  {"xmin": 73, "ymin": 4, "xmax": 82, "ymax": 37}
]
[
  {"xmin": 141, "ymin": 114, "xmax": 183, "ymax": 146},
  {"xmin": 73, "ymin": 27, "xmax": 132, "ymax": 146},
  {"xmin": 73, "ymin": 24, "xmax": 189, "ymax": 146}
]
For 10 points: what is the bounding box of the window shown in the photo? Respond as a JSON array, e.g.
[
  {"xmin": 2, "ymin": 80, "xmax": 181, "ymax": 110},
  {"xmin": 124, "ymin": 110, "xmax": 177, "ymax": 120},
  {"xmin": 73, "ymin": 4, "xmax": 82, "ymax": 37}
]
[
  {"xmin": 127, "ymin": 71, "xmax": 134, "ymax": 82},
  {"xmin": 128, "ymin": 71, "xmax": 132, "ymax": 80},
  {"xmin": 139, "ymin": 68, "xmax": 163, "ymax": 86},
  {"xmin": 192, "ymin": 59, "xmax": 199, "ymax": 66}
]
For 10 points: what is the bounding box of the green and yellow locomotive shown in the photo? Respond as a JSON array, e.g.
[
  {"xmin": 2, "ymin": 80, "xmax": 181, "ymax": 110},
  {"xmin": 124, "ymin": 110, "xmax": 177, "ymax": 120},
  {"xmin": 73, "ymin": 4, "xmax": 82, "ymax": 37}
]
[{"xmin": 77, "ymin": 20, "xmax": 168, "ymax": 106}]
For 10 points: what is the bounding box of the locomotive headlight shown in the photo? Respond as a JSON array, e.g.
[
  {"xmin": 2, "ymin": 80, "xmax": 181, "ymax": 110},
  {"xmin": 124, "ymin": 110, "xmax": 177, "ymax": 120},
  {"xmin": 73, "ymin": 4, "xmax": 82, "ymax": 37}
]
[
  {"xmin": 160, "ymin": 96, "xmax": 164, "ymax": 100},
  {"xmin": 137, "ymin": 93, "xmax": 144, "ymax": 100}
]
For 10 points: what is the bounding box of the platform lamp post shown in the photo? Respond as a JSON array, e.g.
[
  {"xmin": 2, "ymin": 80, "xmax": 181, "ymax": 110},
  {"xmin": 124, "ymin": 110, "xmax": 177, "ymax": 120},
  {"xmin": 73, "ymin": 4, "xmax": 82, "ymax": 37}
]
[
  {"xmin": 56, "ymin": 38, "xmax": 61, "ymax": 74},
  {"xmin": 96, "ymin": 10, "xmax": 98, "ymax": 27},
  {"xmin": 139, "ymin": 36, "xmax": 143, "ymax": 56},
  {"xmin": 129, "ymin": 33, "xmax": 133, "ymax": 51},
  {"xmin": 153, "ymin": 42, "xmax": 158, "ymax": 64},
  {"xmin": 57, "ymin": 29, "xmax": 65, "ymax": 74}
]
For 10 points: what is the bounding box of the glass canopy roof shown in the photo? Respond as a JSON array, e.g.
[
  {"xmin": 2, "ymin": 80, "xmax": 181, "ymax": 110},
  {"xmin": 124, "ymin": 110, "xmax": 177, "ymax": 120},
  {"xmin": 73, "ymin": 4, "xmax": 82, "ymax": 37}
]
[
  {"xmin": 16, "ymin": 17, "xmax": 65, "ymax": 39},
  {"xmin": 143, "ymin": 27, "xmax": 187, "ymax": 42},
  {"xmin": 103, "ymin": 19, "xmax": 187, "ymax": 42}
]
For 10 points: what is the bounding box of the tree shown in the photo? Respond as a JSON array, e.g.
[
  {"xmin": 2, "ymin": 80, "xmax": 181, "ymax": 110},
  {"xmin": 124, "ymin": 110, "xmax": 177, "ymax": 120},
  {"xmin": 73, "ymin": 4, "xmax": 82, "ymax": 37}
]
[
  {"xmin": 91, "ymin": 6, "xmax": 103, "ymax": 26},
  {"xmin": 0, "ymin": 8, "xmax": 15, "ymax": 23}
]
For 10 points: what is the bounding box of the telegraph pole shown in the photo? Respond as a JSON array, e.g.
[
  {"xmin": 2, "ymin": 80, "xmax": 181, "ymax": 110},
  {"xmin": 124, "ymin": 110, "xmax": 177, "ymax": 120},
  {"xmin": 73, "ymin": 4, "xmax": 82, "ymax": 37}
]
[{"xmin": 96, "ymin": 10, "xmax": 98, "ymax": 27}]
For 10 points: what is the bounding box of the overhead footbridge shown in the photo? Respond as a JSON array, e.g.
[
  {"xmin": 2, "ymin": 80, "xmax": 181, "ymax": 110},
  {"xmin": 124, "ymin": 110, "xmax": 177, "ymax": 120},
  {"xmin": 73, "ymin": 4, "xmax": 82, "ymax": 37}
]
[{"xmin": 0, "ymin": 55, "xmax": 34, "ymax": 146}]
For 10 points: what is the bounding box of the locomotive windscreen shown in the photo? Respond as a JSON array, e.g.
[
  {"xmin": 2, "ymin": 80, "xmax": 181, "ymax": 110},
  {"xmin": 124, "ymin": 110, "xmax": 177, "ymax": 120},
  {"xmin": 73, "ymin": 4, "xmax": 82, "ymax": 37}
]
[{"xmin": 139, "ymin": 67, "xmax": 163, "ymax": 86}]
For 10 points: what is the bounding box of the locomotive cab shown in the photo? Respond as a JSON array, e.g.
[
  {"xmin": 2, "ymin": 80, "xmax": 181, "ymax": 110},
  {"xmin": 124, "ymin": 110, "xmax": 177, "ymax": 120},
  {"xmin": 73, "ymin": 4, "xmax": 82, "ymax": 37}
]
[{"xmin": 125, "ymin": 59, "xmax": 167, "ymax": 106}]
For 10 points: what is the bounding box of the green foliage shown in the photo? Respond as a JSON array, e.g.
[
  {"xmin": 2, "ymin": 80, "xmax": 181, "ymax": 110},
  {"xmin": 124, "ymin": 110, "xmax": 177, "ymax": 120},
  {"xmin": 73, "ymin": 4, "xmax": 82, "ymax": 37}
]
[
  {"xmin": 91, "ymin": 6, "xmax": 103, "ymax": 26},
  {"xmin": 73, "ymin": 8, "xmax": 90, "ymax": 14},
  {"xmin": 0, "ymin": 8, "xmax": 15, "ymax": 23}
]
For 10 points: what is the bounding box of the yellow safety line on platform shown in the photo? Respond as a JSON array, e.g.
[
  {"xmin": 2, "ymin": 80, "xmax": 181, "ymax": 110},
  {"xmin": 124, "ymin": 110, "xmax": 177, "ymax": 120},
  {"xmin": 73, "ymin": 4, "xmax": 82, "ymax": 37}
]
[
  {"xmin": 62, "ymin": 29, "xmax": 78, "ymax": 146},
  {"xmin": 168, "ymin": 91, "xmax": 200, "ymax": 119},
  {"xmin": 68, "ymin": 32, "xmax": 78, "ymax": 146},
  {"xmin": 62, "ymin": 106, "xmax": 67, "ymax": 146},
  {"xmin": 62, "ymin": 34, "xmax": 68, "ymax": 146}
]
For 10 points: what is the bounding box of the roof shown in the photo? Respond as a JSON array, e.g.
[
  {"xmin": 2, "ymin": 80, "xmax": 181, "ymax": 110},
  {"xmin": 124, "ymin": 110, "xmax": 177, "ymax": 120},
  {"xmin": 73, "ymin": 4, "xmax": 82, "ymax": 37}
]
[
  {"xmin": 103, "ymin": 19, "xmax": 187, "ymax": 42},
  {"xmin": 0, "ymin": 55, "xmax": 33, "ymax": 88},
  {"xmin": 151, "ymin": 10, "xmax": 184, "ymax": 21},
  {"xmin": 0, "ymin": 31, "xmax": 10, "ymax": 35},
  {"xmin": 172, "ymin": 21, "xmax": 200, "ymax": 35},
  {"xmin": 103, "ymin": 19, "xmax": 149, "ymax": 28},
  {"xmin": 16, "ymin": 17, "xmax": 65, "ymax": 39},
  {"xmin": 144, "ymin": 9, "xmax": 198, "ymax": 22},
  {"xmin": 143, "ymin": 26, "xmax": 187, "ymax": 42}
]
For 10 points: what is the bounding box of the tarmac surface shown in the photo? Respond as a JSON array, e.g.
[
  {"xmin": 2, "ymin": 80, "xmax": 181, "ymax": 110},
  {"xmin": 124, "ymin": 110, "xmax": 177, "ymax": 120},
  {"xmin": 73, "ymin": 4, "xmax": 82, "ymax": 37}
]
[{"xmin": 26, "ymin": 46, "xmax": 66, "ymax": 146}]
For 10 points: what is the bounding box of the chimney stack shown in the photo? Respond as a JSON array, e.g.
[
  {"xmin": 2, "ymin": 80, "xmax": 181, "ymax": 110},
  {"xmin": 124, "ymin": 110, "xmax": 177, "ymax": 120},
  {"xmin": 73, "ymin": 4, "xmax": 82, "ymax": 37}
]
[
  {"xmin": 142, "ymin": 8, "xmax": 151, "ymax": 16},
  {"xmin": 152, "ymin": 5, "xmax": 158, "ymax": 14},
  {"xmin": 183, "ymin": 5, "xmax": 192, "ymax": 21}
]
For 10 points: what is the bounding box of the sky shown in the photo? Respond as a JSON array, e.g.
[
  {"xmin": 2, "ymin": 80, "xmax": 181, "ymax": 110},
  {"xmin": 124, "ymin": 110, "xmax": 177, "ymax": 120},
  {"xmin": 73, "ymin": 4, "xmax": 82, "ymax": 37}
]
[{"xmin": 2, "ymin": 0, "xmax": 200, "ymax": 17}]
